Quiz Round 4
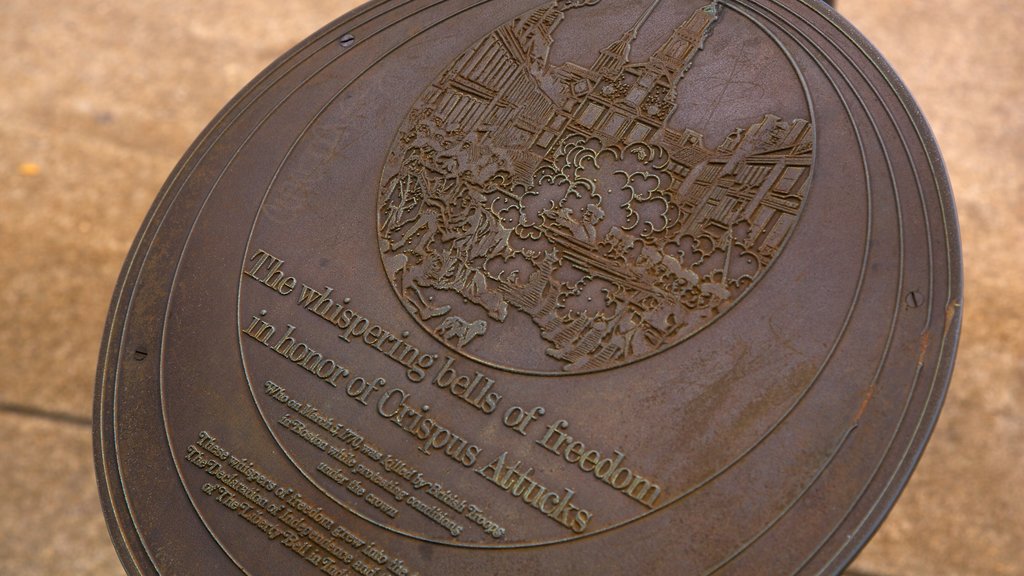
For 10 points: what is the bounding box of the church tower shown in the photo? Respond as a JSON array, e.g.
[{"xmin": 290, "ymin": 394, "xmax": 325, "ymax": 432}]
[
  {"xmin": 530, "ymin": 1, "xmax": 723, "ymax": 168},
  {"xmin": 621, "ymin": 0, "xmax": 719, "ymax": 132},
  {"xmin": 648, "ymin": 1, "xmax": 721, "ymax": 84},
  {"xmin": 592, "ymin": 0, "xmax": 662, "ymax": 76}
]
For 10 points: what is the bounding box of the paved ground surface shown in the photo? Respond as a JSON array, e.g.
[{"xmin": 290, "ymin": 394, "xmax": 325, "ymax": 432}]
[{"xmin": 0, "ymin": 1, "xmax": 1020, "ymax": 574}]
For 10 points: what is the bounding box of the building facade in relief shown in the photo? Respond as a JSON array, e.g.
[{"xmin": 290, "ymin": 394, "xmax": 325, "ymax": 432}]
[{"xmin": 377, "ymin": 0, "xmax": 814, "ymax": 373}]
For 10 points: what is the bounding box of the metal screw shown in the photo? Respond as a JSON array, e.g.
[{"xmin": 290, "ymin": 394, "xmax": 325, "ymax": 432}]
[
  {"xmin": 339, "ymin": 34, "xmax": 355, "ymax": 48},
  {"xmin": 905, "ymin": 291, "xmax": 922, "ymax": 309}
]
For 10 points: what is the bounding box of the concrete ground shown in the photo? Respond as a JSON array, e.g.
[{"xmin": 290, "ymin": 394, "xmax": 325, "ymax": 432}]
[{"xmin": 0, "ymin": 1, "xmax": 1020, "ymax": 574}]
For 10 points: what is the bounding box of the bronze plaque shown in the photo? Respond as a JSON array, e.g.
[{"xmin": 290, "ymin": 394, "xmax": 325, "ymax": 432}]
[{"xmin": 95, "ymin": 0, "xmax": 962, "ymax": 574}]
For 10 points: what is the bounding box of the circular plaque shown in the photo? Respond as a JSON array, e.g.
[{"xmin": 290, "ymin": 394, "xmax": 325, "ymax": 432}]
[{"xmin": 95, "ymin": 0, "xmax": 962, "ymax": 574}]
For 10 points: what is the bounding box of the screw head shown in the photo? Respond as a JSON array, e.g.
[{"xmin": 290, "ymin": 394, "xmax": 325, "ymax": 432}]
[{"xmin": 906, "ymin": 291, "xmax": 922, "ymax": 309}]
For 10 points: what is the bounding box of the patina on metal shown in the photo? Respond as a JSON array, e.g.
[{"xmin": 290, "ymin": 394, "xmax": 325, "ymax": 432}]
[{"xmin": 94, "ymin": 0, "xmax": 961, "ymax": 574}]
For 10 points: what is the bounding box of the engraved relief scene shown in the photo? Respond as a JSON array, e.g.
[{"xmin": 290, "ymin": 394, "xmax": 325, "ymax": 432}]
[{"xmin": 378, "ymin": 0, "xmax": 813, "ymax": 373}]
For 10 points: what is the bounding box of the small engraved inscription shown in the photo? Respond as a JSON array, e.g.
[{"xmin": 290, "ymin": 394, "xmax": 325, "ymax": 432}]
[
  {"xmin": 184, "ymin": 431, "xmax": 421, "ymax": 575},
  {"xmin": 259, "ymin": 378, "xmax": 505, "ymax": 539}
]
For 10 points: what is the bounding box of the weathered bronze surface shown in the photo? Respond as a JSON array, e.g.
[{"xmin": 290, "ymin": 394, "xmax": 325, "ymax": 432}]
[{"xmin": 94, "ymin": 0, "xmax": 961, "ymax": 574}]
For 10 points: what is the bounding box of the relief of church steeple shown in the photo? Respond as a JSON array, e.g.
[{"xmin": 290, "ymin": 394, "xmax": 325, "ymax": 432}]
[
  {"xmin": 552, "ymin": 0, "xmax": 722, "ymax": 149},
  {"xmin": 624, "ymin": 1, "xmax": 721, "ymax": 129},
  {"xmin": 592, "ymin": 0, "xmax": 662, "ymax": 76},
  {"xmin": 649, "ymin": 1, "xmax": 721, "ymax": 83}
]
